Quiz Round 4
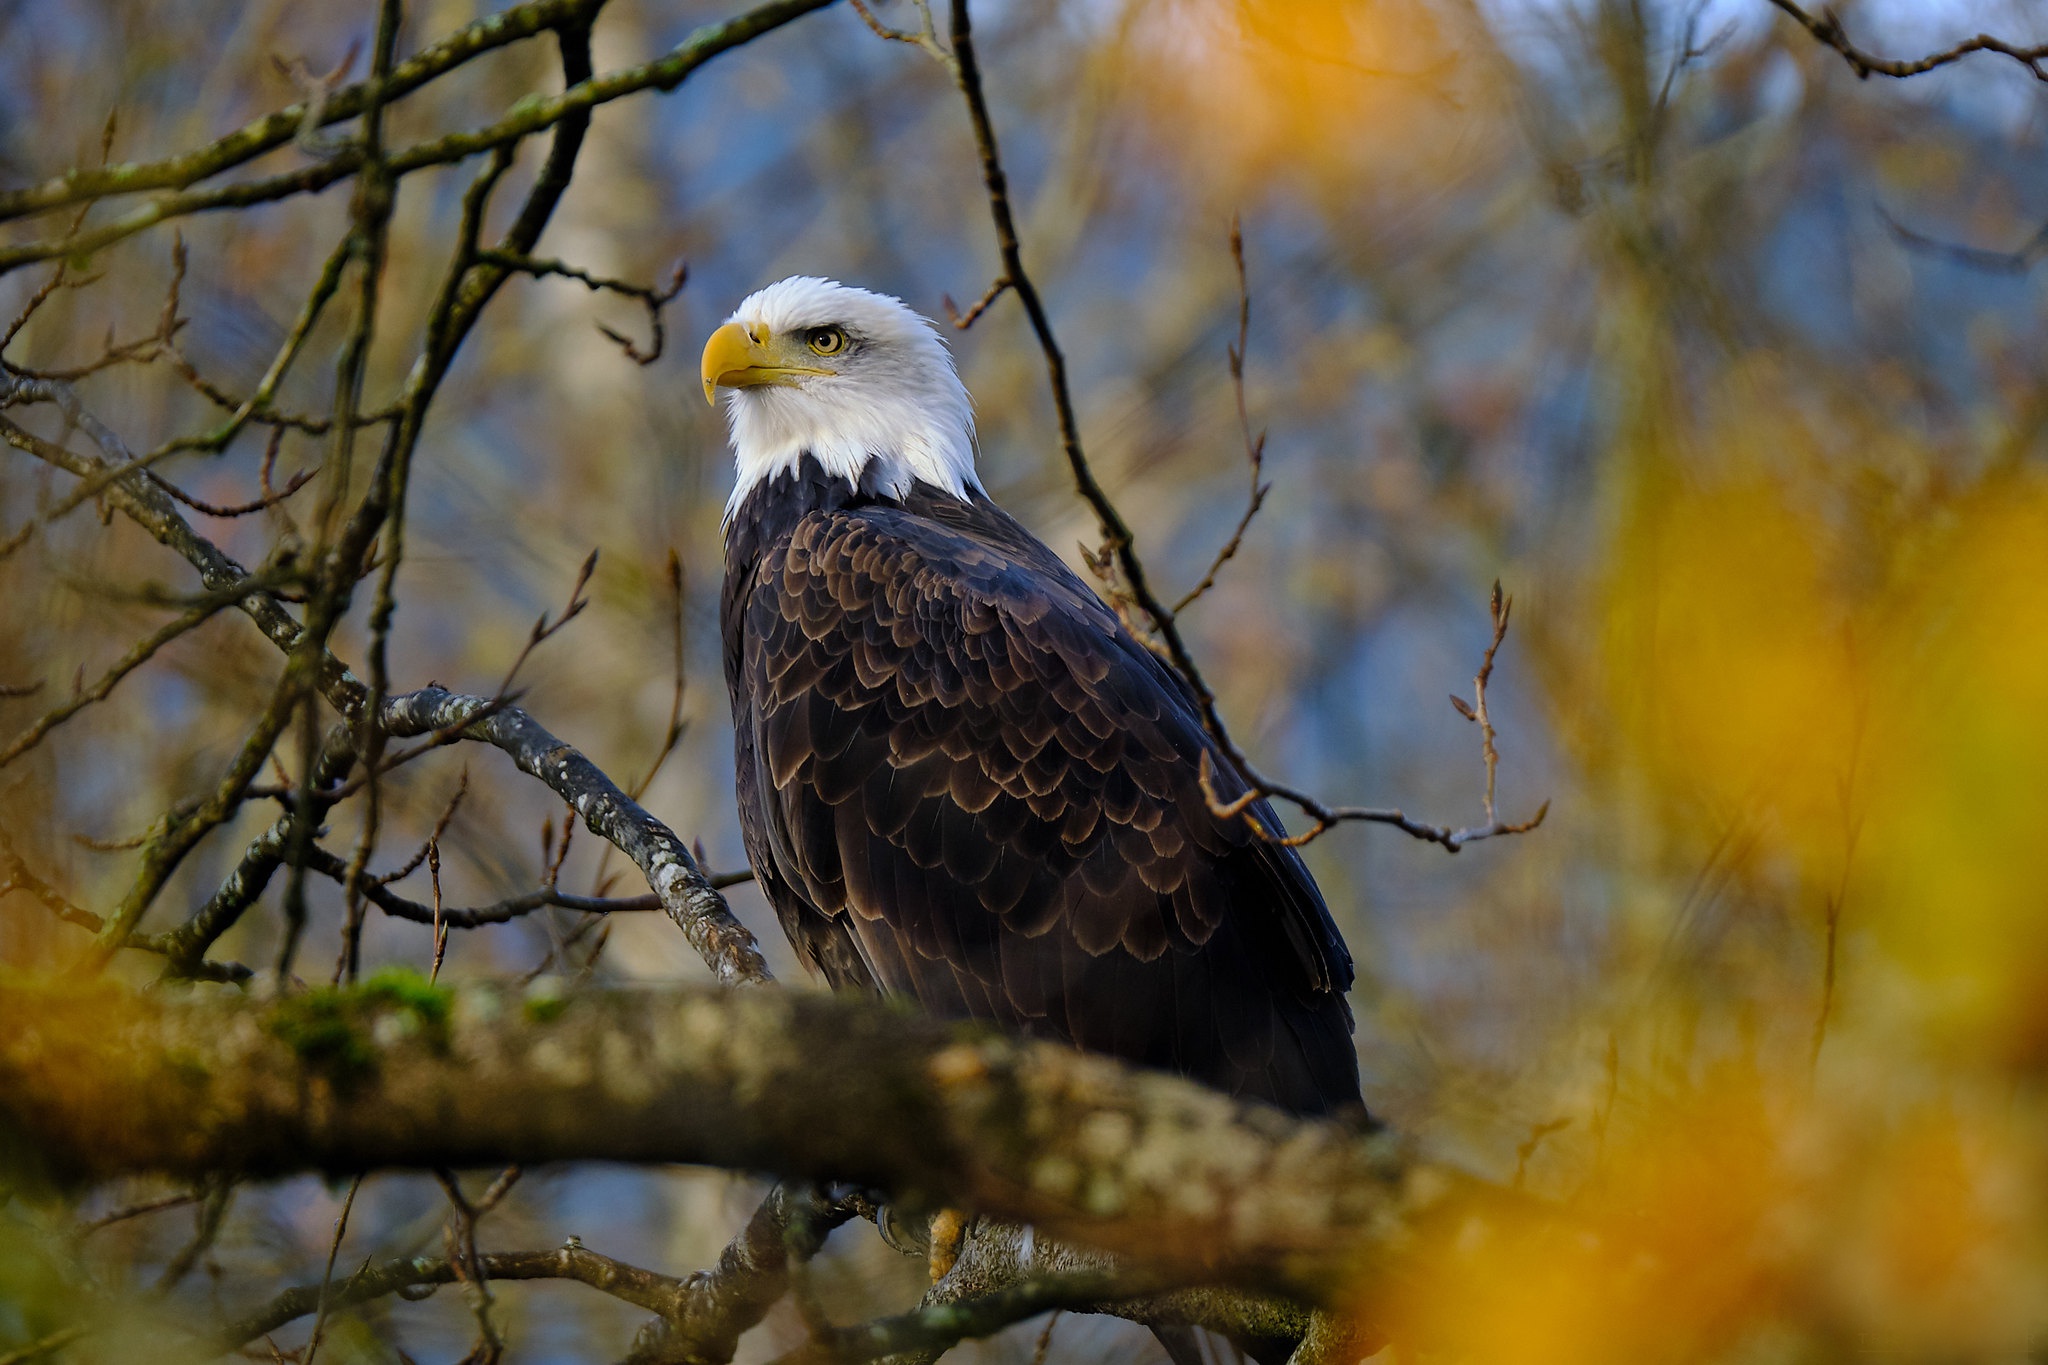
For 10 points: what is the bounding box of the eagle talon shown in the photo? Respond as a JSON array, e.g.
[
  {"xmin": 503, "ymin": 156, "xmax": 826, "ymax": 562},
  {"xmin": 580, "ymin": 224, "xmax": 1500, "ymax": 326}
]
[{"xmin": 871, "ymin": 1202, "xmax": 926, "ymax": 1257}]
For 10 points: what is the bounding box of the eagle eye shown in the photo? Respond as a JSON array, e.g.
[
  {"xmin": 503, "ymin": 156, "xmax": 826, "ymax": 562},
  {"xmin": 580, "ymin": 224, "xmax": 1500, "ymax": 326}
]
[{"xmin": 805, "ymin": 326, "xmax": 849, "ymax": 357}]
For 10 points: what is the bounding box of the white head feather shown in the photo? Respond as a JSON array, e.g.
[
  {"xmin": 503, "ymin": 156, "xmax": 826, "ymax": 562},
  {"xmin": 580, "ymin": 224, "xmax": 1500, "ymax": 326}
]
[{"xmin": 716, "ymin": 277, "xmax": 980, "ymax": 521}]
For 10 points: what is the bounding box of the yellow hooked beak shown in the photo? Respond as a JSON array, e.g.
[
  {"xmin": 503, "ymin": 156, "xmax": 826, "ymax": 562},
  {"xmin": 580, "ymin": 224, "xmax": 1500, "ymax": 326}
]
[{"xmin": 700, "ymin": 321, "xmax": 834, "ymax": 405}]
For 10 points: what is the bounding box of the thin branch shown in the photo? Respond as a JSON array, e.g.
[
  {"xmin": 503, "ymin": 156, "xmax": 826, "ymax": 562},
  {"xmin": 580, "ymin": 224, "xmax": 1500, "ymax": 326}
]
[
  {"xmin": 153, "ymin": 1177, "xmax": 233, "ymax": 1294},
  {"xmin": 494, "ymin": 547, "xmax": 599, "ymax": 700},
  {"xmin": 80, "ymin": 669, "xmax": 301, "ymax": 969},
  {"xmin": 374, "ymin": 769, "xmax": 470, "ymax": 885},
  {"xmin": 476, "ymin": 249, "xmax": 687, "ymax": 364},
  {"xmin": 0, "ymin": 0, "xmax": 842, "ymax": 276},
  {"xmin": 848, "ymin": 0, "xmax": 955, "ymax": 67},
  {"xmin": 436, "ymin": 1169, "xmax": 506, "ymax": 1362},
  {"xmin": 149, "ymin": 464, "xmax": 319, "ymax": 518},
  {"xmin": 1767, "ymin": 0, "xmax": 2048, "ymax": 81},
  {"xmin": 429, "ymin": 842, "xmax": 450, "ymax": 982},
  {"xmin": 0, "ymin": 231, "xmax": 189, "ymax": 383},
  {"xmin": 1449, "ymin": 582, "xmax": 1516, "ymax": 826},
  {"xmin": 0, "ymin": 0, "xmax": 608, "ymax": 224},
  {"xmin": 941, "ymin": 275, "xmax": 1009, "ymax": 330},
  {"xmin": 219, "ymin": 1244, "xmax": 693, "ymax": 1355},
  {"xmin": 322, "ymin": 0, "xmax": 408, "ymax": 988},
  {"xmin": 302, "ymin": 1174, "xmax": 362, "ymax": 1365},
  {"xmin": 0, "ymin": 1328, "xmax": 86, "ymax": 1365},
  {"xmin": 77, "ymin": 1189, "xmax": 204, "ymax": 1235},
  {"xmin": 937, "ymin": 0, "xmax": 1544, "ymax": 852},
  {"xmin": 630, "ymin": 549, "xmax": 689, "ymax": 800},
  {"xmin": 301, "ymin": 840, "xmax": 669, "ymax": 928},
  {"xmin": 0, "ymin": 824, "xmax": 97, "ymax": 929},
  {"xmin": 379, "ymin": 687, "xmax": 771, "ymax": 983},
  {"xmin": 1879, "ymin": 204, "xmax": 2048, "ymax": 275},
  {"xmin": 1172, "ymin": 217, "xmax": 1269, "ymax": 615},
  {"xmin": 0, "ymin": 576, "xmax": 279, "ymax": 773}
]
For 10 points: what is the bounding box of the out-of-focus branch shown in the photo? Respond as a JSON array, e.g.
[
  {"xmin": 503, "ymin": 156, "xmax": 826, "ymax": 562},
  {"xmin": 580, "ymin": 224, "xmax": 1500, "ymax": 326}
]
[
  {"xmin": 765, "ymin": 1270, "xmax": 1129, "ymax": 1365},
  {"xmin": 0, "ymin": 402, "xmax": 370, "ymax": 715},
  {"xmin": 0, "ymin": 0, "xmax": 841, "ymax": 277},
  {"xmin": 0, "ymin": 576, "xmax": 285, "ymax": 772},
  {"xmin": 217, "ymin": 1244, "xmax": 688, "ymax": 1356},
  {"xmin": 223, "ymin": 1186, "xmax": 871, "ymax": 1365},
  {"xmin": 928, "ymin": 0, "xmax": 1544, "ymax": 852},
  {"xmin": 1766, "ymin": 0, "xmax": 2048, "ymax": 81},
  {"xmin": 0, "ymin": 0, "xmax": 607, "ymax": 224},
  {"xmin": 623, "ymin": 1183, "xmax": 866, "ymax": 1365},
  {"xmin": 0, "ymin": 980, "xmax": 1449, "ymax": 1304},
  {"xmin": 1, "ymin": 401, "xmax": 763, "ymax": 986}
]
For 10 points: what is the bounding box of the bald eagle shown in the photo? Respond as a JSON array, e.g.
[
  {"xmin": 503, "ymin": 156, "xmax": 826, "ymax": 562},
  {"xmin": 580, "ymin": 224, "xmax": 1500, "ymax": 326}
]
[{"xmin": 703, "ymin": 277, "xmax": 1363, "ymax": 1120}]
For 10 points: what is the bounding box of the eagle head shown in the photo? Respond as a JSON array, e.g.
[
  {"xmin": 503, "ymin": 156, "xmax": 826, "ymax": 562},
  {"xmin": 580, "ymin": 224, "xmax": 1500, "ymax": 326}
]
[{"xmin": 702, "ymin": 276, "xmax": 979, "ymax": 518}]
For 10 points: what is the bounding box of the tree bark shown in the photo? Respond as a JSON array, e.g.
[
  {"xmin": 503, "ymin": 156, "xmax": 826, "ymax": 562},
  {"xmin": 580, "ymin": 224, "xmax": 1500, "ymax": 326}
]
[{"xmin": 0, "ymin": 979, "xmax": 1463, "ymax": 1303}]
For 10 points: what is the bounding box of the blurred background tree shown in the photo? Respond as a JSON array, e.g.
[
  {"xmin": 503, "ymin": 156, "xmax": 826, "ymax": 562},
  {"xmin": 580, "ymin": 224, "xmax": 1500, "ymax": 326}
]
[{"xmin": 3, "ymin": 0, "xmax": 2048, "ymax": 1361}]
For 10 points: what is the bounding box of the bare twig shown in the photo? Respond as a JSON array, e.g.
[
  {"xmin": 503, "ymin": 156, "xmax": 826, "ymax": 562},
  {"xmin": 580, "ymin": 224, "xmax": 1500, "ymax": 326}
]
[
  {"xmin": 1878, "ymin": 205, "xmax": 2048, "ymax": 275},
  {"xmin": 379, "ymin": 687, "xmax": 770, "ymax": 984},
  {"xmin": 477, "ymin": 249, "xmax": 687, "ymax": 363},
  {"xmin": 936, "ymin": 1, "xmax": 1544, "ymax": 852},
  {"xmin": 494, "ymin": 547, "xmax": 599, "ymax": 700},
  {"xmin": 302, "ymin": 1174, "xmax": 362, "ymax": 1365},
  {"xmin": 302, "ymin": 840, "xmax": 668, "ymax": 927},
  {"xmin": 437, "ymin": 1169, "xmax": 506, "ymax": 1363},
  {"xmin": 222, "ymin": 1244, "xmax": 693, "ymax": 1355},
  {"xmin": 0, "ymin": 1, "xmax": 603, "ymax": 224},
  {"xmin": 153, "ymin": 1178, "xmax": 233, "ymax": 1294},
  {"xmin": 0, "ymin": 824, "xmax": 98, "ymax": 931},
  {"xmin": 1172, "ymin": 217, "xmax": 1269, "ymax": 616},
  {"xmin": 1450, "ymin": 582, "xmax": 1520, "ymax": 826},
  {"xmin": 630, "ymin": 549, "xmax": 690, "ymax": 800},
  {"xmin": 149, "ymin": 465, "xmax": 319, "ymax": 518},
  {"xmin": 78, "ymin": 1189, "xmax": 204, "ymax": 1235},
  {"xmin": 0, "ymin": 1327, "xmax": 86, "ymax": 1365},
  {"xmin": 0, "ymin": 577, "xmax": 278, "ymax": 773},
  {"xmin": 1767, "ymin": 0, "xmax": 2048, "ymax": 81},
  {"xmin": 373, "ymin": 769, "xmax": 470, "ymax": 885},
  {"xmin": 429, "ymin": 842, "xmax": 450, "ymax": 983},
  {"xmin": 942, "ymin": 275, "xmax": 1010, "ymax": 330},
  {"xmin": 272, "ymin": 40, "xmax": 364, "ymax": 158},
  {"xmin": 849, "ymin": 0, "xmax": 956, "ymax": 68}
]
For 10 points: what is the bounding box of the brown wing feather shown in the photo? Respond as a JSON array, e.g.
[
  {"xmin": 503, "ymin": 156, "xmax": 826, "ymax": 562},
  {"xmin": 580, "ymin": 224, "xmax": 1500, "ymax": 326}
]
[{"xmin": 727, "ymin": 484, "xmax": 1361, "ymax": 1116}]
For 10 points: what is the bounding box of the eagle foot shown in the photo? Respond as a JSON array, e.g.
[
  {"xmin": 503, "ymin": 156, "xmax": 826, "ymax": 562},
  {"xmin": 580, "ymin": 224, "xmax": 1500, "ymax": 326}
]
[{"xmin": 927, "ymin": 1207, "xmax": 966, "ymax": 1283}]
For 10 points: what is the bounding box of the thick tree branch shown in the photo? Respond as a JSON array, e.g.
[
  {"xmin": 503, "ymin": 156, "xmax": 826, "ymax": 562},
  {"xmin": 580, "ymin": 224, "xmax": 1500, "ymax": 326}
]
[{"xmin": 0, "ymin": 981, "xmax": 1455, "ymax": 1304}]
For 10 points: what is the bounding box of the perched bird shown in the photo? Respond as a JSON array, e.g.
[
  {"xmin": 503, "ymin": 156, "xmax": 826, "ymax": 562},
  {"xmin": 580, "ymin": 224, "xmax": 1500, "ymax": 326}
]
[{"xmin": 703, "ymin": 276, "xmax": 1364, "ymax": 1122}]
